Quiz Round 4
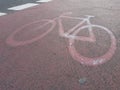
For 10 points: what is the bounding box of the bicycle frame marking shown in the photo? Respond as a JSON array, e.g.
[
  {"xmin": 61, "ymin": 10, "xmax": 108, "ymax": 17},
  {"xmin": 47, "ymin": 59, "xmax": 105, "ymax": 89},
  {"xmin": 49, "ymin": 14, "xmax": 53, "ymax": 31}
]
[
  {"xmin": 6, "ymin": 12, "xmax": 117, "ymax": 66},
  {"xmin": 54, "ymin": 13, "xmax": 96, "ymax": 43}
]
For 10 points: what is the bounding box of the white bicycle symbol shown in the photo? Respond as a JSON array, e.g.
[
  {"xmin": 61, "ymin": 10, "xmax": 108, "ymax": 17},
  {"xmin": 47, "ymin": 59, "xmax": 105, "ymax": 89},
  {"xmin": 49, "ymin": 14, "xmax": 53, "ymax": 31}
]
[{"xmin": 6, "ymin": 12, "xmax": 116, "ymax": 66}]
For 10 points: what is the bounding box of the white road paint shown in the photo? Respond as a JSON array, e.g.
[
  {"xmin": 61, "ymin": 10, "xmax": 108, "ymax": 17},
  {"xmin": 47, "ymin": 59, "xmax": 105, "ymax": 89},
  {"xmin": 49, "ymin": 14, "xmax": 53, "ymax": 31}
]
[
  {"xmin": 0, "ymin": 12, "xmax": 7, "ymax": 16},
  {"xmin": 8, "ymin": 3, "xmax": 39, "ymax": 11},
  {"xmin": 37, "ymin": 0, "xmax": 52, "ymax": 3},
  {"xmin": 93, "ymin": 59, "xmax": 104, "ymax": 65},
  {"xmin": 0, "ymin": 0, "xmax": 52, "ymax": 16}
]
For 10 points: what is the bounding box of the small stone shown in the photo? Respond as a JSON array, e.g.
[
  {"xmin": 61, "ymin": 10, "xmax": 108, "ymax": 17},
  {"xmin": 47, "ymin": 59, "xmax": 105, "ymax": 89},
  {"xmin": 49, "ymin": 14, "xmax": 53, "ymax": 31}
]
[{"xmin": 79, "ymin": 78, "xmax": 87, "ymax": 85}]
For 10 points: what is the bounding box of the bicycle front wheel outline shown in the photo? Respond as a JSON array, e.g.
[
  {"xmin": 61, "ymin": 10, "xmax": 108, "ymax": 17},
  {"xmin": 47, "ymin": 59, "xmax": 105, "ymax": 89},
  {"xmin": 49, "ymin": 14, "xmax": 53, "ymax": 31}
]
[
  {"xmin": 68, "ymin": 25, "xmax": 116, "ymax": 66},
  {"xmin": 6, "ymin": 19, "xmax": 56, "ymax": 47}
]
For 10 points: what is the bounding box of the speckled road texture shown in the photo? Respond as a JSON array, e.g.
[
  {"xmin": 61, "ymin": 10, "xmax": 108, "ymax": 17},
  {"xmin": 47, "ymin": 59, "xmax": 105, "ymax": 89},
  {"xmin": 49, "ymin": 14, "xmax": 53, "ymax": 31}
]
[{"xmin": 0, "ymin": 0, "xmax": 120, "ymax": 90}]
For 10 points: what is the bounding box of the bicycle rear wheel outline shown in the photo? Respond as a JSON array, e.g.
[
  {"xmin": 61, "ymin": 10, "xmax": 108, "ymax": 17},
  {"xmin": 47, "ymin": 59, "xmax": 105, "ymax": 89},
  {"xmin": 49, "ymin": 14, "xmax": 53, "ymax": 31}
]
[
  {"xmin": 68, "ymin": 25, "xmax": 116, "ymax": 66},
  {"xmin": 6, "ymin": 19, "xmax": 56, "ymax": 47}
]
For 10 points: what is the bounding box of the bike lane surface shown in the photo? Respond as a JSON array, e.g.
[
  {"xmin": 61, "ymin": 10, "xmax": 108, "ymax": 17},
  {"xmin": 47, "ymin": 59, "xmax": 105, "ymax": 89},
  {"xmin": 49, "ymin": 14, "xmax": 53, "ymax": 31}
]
[{"xmin": 0, "ymin": 0, "xmax": 120, "ymax": 90}]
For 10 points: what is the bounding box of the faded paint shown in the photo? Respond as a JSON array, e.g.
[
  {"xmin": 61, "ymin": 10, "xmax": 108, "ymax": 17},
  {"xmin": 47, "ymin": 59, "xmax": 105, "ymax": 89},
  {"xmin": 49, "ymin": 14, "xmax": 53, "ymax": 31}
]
[{"xmin": 6, "ymin": 12, "xmax": 117, "ymax": 66}]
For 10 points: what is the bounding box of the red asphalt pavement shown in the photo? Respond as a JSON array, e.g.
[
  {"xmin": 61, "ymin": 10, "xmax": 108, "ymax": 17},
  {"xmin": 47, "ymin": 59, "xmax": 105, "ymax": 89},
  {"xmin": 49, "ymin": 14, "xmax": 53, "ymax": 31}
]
[{"xmin": 0, "ymin": 0, "xmax": 120, "ymax": 90}]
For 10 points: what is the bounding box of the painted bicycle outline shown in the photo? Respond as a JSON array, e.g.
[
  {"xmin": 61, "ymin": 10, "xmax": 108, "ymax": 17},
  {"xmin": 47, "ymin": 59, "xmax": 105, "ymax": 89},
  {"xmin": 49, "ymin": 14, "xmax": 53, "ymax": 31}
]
[{"xmin": 6, "ymin": 12, "xmax": 117, "ymax": 66}]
